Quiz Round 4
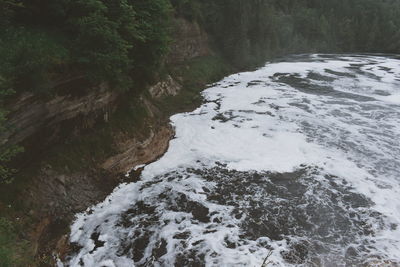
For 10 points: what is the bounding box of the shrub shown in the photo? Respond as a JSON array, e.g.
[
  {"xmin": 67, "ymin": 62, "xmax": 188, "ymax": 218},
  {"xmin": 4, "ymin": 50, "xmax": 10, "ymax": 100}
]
[{"xmin": 0, "ymin": 27, "xmax": 69, "ymax": 93}]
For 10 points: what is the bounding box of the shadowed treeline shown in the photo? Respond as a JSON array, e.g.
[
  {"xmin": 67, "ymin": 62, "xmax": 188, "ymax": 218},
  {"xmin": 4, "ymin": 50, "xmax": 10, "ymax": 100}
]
[{"xmin": 175, "ymin": 0, "xmax": 400, "ymax": 68}]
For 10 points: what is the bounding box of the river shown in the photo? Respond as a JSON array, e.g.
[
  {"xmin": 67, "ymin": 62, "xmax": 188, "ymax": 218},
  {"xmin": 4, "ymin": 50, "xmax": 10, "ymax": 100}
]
[{"xmin": 62, "ymin": 54, "xmax": 400, "ymax": 266}]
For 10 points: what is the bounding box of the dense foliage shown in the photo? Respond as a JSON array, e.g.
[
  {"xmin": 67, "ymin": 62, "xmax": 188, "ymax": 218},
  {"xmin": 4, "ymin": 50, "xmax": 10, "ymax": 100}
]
[
  {"xmin": 0, "ymin": 0, "xmax": 171, "ymax": 93},
  {"xmin": 2, "ymin": 0, "xmax": 400, "ymax": 92},
  {"xmin": 0, "ymin": 0, "xmax": 171, "ymax": 184},
  {"xmin": 180, "ymin": 0, "xmax": 400, "ymax": 68},
  {"xmin": 2, "ymin": 0, "xmax": 400, "ymax": 185}
]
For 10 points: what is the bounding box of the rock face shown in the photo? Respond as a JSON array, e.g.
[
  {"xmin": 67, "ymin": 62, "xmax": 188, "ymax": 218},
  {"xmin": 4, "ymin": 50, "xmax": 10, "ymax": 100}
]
[
  {"xmin": 4, "ymin": 82, "xmax": 118, "ymax": 146},
  {"xmin": 19, "ymin": 93, "xmax": 175, "ymax": 263},
  {"xmin": 148, "ymin": 75, "xmax": 182, "ymax": 99},
  {"xmin": 2, "ymin": 16, "xmax": 213, "ymax": 265},
  {"xmin": 3, "ymin": 15, "xmax": 210, "ymax": 150},
  {"xmin": 102, "ymin": 125, "xmax": 174, "ymax": 174},
  {"xmin": 167, "ymin": 17, "xmax": 210, "ymax": 64},
  {"xmin": 10, "ymin": 90, "xmax": 177, "ymax": 265}
]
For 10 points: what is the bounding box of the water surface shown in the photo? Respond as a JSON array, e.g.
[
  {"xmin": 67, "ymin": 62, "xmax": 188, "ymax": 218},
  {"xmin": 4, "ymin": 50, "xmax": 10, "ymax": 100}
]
[{"xmin": 64, "ymin": 55, "xmax": 400, "ymax": 266}]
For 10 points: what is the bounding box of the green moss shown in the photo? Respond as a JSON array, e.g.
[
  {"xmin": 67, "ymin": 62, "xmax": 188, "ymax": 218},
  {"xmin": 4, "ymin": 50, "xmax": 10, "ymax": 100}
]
[
  {"xmin": 177, "ymin": 55, "xmax": 231, "ymax": 89},
  {"xmin": 45, "ymin": 128, "xmax": 116, "ymax": 173},
  {"xmin": 44, "ymin": 97, "xmax": 151, "ymax": 173},
  {"xmin": 158, "ymin": 55, "xmax": 231, "ymax": 114},
  {"xmin": 109, "ymin": 97, "xmax": 150, "ymax": 133}
]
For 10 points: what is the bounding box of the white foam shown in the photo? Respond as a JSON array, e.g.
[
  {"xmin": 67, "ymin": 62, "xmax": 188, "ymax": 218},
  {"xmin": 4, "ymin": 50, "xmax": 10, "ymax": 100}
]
[{"xmin": 65, "ymin": 55, "xmax": 400, "ymax": 266}]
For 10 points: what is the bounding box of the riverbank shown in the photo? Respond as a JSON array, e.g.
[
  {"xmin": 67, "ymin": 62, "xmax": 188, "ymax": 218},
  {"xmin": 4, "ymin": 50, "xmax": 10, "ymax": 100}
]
[{"xmin": 0, "ymin": 15, "xmax": 235, "ymax": 265}]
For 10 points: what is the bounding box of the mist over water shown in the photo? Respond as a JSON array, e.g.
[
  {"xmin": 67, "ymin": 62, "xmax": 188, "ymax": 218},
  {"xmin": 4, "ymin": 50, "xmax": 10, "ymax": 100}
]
[{"xmin": 64, "ymin": 55, "xmax": 400, "ymax": 266}]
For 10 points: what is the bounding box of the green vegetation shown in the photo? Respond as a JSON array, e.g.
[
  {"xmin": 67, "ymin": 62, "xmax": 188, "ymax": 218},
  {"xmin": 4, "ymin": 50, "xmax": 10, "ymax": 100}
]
[
  {"xmin": 0, "ymin": 87, "xmax": 23, "ymax": 184},
  {"xmin": 0, "ymin": 216, "xmax": 30, "ymax": 267},
  {"xmin": 0, "ymin": 0, "xmax": 171, "ymax": 93},
  {"xmin": 0, "ymin": 217, "xmax": 15, "ymax": 267},
  {"xmin": 44, "ymin": 96, "xmax": 151, "ymax": 173},
  {"xmin": 158, "ymin": 55, "xmax": 231, "ymax": 114},
  {"xmin": 2, "ymin": 0, "xmax": 400, "ymax": 183},
  {"xmin": 0, "ymin": 0, "xmax": 171, "ymax": 183},
  {"xmin": 3, "ymin": 0, "xmax": 400, "ymax": 94},
  {"xmin": 50, "ymin": 97, "xmax": 148, "ymax": 172},
  {"xmin": 45, "ymin": 128, "xmax": 117, "ymax": 173},
  {"xmin": 0, "ymin": 142, "xmax": 23, "ymax": 184},
  {"xmin": 174, "ymin": 55, "xmax": 231, "ymax": 90},
  {"xmin": 177, "ymin": 0, "xmax": 400, "ymax": 69}
]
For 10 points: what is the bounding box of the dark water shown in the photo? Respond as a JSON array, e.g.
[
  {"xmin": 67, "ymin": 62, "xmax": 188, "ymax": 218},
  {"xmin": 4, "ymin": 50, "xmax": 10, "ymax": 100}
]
[{"xmin": 63, "ymin": 55, "xmax": 400, "ymax": 267}]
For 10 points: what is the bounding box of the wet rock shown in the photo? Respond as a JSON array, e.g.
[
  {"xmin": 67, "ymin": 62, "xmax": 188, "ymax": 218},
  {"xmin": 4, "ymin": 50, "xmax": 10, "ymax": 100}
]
[
  {"xmin": 173, "ymin": 193, "xmax": 210, "ymax": 223},
  {"xmin": 307, "ymin": 71, "xmax": 336, "ymax": 82},
  {"xmin": 174, "ymin": 251, "xmax": 205, "ymax": 267},
  {"xmin": 89, "ymin": 231, "xmax": 105, "ymax": 253},
  {"xmin": 247, "ymin": 80, "xmax": 264, "ymax": 87},
  {"xmin": 190, "ymin": 202, "xmax": 210, "ymax": 223},
  {"xmin": 174, "ymin": 232, "xmax": 191, "ymax": 240},
  {"xmin": 212, "ymin": 112, "xmax": 235, "ymax": 122},
  {"xmin": 152, "ymin": 239, "xmax": 168, "ymax": 258},
  {"xmin": 281, "ymin": 241, "xmax": 310, "ymax": 264}
]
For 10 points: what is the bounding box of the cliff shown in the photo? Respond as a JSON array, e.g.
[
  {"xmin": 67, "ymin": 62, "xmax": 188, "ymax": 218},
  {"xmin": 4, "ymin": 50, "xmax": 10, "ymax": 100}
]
[{"xmin": 0, "ymin": 16, "xmax": 227, "ymax": 266}]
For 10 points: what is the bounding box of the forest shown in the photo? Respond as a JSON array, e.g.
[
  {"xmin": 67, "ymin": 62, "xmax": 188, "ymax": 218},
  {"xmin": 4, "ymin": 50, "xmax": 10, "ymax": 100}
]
[
  {"xmin": 1, "ymin": 0, "xmax": 400, "ymax": 94},
  {"xmin": 1, "ymin": 0, "xmax": 400, "ymax": 93},
  {"xmin": 200, "ymin": 0, "xmax": 400, "ymax": 67},
  {"xmin": 1, "ymin": 0, "xmax": 400, "ymax": 193}
]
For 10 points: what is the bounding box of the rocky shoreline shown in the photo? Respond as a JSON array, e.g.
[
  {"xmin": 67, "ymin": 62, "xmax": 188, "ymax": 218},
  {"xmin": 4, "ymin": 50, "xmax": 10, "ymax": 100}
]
[
  {"xmin": 53, "ymin": 124, "xmax": 175, "ymax": 265},
  {"xmin": 0, "ymin": 16, "xmax": 228, "ymax": 266}
]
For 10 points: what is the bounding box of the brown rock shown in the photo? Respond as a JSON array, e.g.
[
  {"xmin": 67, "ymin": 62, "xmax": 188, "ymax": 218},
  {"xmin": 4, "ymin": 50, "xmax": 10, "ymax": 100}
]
[{"xmin": 149, "ymin": 75, "xmax": 182, "ymax": 99}]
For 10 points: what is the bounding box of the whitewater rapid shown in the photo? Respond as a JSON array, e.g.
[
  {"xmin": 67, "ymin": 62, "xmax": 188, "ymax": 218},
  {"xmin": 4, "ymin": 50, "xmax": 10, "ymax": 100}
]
[{"xmin": 63, "ymin": 55, "xmax": 400, "ymax": 266}]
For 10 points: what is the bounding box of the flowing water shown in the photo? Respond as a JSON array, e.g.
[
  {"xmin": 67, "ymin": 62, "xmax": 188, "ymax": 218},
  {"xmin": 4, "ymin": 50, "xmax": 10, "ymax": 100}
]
[{"xmin": 63, "ymin": 55, "xmax": 400, "ymax": 266}]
